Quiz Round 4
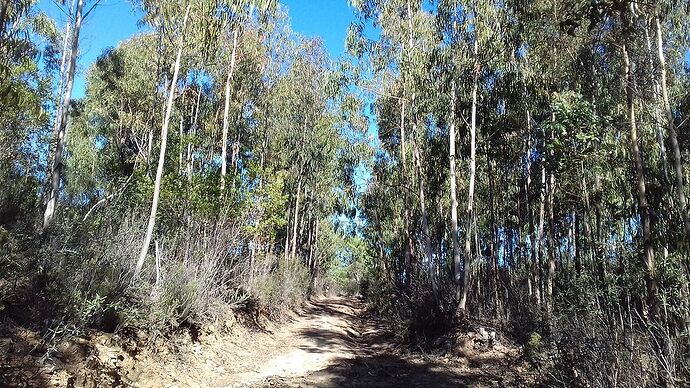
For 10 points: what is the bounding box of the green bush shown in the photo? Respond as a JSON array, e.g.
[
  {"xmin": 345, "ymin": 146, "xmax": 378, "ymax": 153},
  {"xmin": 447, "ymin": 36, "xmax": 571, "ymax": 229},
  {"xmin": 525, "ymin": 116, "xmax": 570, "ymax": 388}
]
[{"xmin": 250, "ymin": 256, "xmax": 311, "ymax": 316}]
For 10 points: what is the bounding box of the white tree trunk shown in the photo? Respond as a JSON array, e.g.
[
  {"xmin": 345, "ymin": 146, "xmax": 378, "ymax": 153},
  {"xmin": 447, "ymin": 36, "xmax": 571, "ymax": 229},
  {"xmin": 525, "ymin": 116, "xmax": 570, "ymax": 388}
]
[
  {"xmin": 220, "ymin": 29, "xmax": 238, "ymax": 191},
  {"xmin": 414, "ymin": 142, "xmax": 434, "ymax": 293},
  {"xmin": 450, "ymin": 79, "xmax": 461, "ymax": 294},
  {"xmin": 135, "ymin": 4, "xmax": 191, "ymax": 277},
  {"xmin": 290, "ymin": 180, "xmax": 303, "ymax": 262},
  {"xmin": 655, "ymin": 14, "xmax": 690, "ymax": 238},
  {"xmin": 623, "ymin": 40, "xmax": 658, "ymax": 319},
  {"xmin": 42, "ymin": 0, "xmax": 83, "ymax": 231},
  {"xmin": 459, "ymin": 37, "xmax": 479, "ymax": 313}
]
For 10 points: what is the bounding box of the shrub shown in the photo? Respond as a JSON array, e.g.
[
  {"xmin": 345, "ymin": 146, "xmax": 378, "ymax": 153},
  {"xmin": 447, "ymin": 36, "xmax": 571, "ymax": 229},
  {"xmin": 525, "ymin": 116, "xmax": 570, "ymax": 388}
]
[{"xmin": 248, "ymin": 255, "xmax": 311, "ymax": 316}]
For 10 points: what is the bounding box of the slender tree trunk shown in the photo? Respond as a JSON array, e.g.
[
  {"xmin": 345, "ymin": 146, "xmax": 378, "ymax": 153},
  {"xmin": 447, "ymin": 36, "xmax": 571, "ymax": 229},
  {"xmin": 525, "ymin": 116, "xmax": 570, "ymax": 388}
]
[
  {"xmin": 307, "ymin": 217, "xmax": 317, "ymax": 270},
  {"xmin": 284, "ymin": 204, "xmax": 291, "ymax": 264},
  {"xmin": 450, "ymin": 79, "xmax": 462, "ymax": 299},
  {"xmin": 655, "ymin": 13, "xmax": 690, "ymax": 239},
  {"xmin": 42, "ymin": 0, "xmax": 83, "ymax": 231},
  {"xmin": 0, "ymin": 0, "xmax": 8, "ymax": 41},
  {"xmin": 403, "ymin": 0, "xmax": 416, "ymax": 288},
  {"xmin": 622, "ymin": 40, "xmax": 659, "ymax": 319},
  {"xmin": 178, "ymin": 93, "xmax": 185, "ymax": 172},
  {"xmin": 459, "ymin": 37, "xmax": 479, "ymax": 313},
  {"xmin": 220, "ymin": 29, "xmax": 238, "ymax": 191},
  {"xmin": 489, "ymin": 157, "xmax": 500, "ymax": 315},
  {"xmin": 535, "ymin": 142, "xmax": 546, "ymax": 307},
  {"xmin": 135, "ymin": 4, "xmax": 191, "ymax": 277},
  {"xmin": 296, "ymin": 189, "xmax": 308, "ymax": 261},
  {"xmin": 400, "ymin": 95, "xmax": 414, "ymax": 287},
  {"xmin": 573, "ymin": 211, "xmax": 581, "ymax": 275},
  {"xmin": 187, "ymin": 87, "xmax": 202, "ymax": 180},
  {"xmin": 644, "ymin": 21, "xmax": 669, "ymax": 180},
  {"xmin": 147, "ymin": 128, "xmax": 154, "ymax": 175},
  {"xmin": 290, "ymin": 179, "xmax": 302, "ymax": 262},
  {"xmin": 547, "ymin": 113, "xmax": 556, "ymax": 313},
  {"xmin": 312, "ymin": 220, "xmax": 319, "ymax": 272},
  {"xmin": 52, "ymin": 0, "xmax": 75, "ymax": 140},
  {"xmin": 414, "ymin": 142, "xmax": 434, "ymax": 297},
  {"xmin": 525, "ymin": 110, "xmax": 534, "ymax": 300}
]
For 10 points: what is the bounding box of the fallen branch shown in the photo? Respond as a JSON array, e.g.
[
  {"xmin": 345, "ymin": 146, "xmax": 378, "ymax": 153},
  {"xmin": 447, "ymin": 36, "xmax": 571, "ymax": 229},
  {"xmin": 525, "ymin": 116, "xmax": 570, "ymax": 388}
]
[{"xmin": 82, "ymin": 174, "xmax": 134, "ymax": 222}]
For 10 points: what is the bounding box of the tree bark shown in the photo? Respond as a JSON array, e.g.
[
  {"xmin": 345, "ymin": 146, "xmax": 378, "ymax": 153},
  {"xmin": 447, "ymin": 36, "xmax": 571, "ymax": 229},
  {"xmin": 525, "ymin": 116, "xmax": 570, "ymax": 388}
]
[
  {"xmin": 655, "ymin": 13, "xmax": 690, "ymax": 239},
  {"xmin": 187, "ymin": 86, "xmax": 202, "ymax": 179},
  {"xmin": 42, "ymin": 0, "xmax": 83, "ymax": 231},
  {"xmin": 398, "ymin": 94, "xmax": 415, "ymax": 288},
  {"xmin": 220, "ymin": 29, "xmax": 238, "ymax": 191},
  {"xmin": 414, "ymin": 142, "xmax": 434, "ymax": 297},
  {"xmin": 488, "ymin": 157, "xmax": 500, "ymax": 315},
  {"xmin": 535, "ymin": 139, "xmax": 546, "ymax": 307},
  {"xmin": 450, "ymin": 78, "xmax": 462, "ymax": 301},
  {"xmin": 622, "ymin": 40, "xmax": 659, "ymax": 319},
  {"xmin": 643, "ymin": 20, "xmax": 669, "ymax": 180},
  {"xmin": 459, "ymin": 37, "xmax": 479, "ymax": 313},
  {"xmin": 52, "ymin": 0, "xmax": 75, "ymax": 141},
  {"xmin": 290, "ymin": 179, "xmax": 302, "ymax": 262},
  {"xmin": 135, "ymin": 4, "xmax": 191, "ymax": 277},
  {"xmin": 547, "ymin": 113, "xmax": 556, "ymax": 313}
]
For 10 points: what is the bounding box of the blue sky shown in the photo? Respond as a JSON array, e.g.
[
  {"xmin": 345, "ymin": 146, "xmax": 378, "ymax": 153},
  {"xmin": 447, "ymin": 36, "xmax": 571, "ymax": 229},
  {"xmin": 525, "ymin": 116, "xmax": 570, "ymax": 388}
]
[{"xmin": 37, "ymin": 0, "xmax": 358, "ymax": 98}]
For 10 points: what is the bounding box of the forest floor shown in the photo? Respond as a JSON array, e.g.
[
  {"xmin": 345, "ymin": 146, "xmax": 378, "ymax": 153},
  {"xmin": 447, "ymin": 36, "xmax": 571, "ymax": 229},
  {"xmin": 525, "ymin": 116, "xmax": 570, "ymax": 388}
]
[{"xmin": 0, "ymin": 296, "xmax": 534, "ymax": 387}]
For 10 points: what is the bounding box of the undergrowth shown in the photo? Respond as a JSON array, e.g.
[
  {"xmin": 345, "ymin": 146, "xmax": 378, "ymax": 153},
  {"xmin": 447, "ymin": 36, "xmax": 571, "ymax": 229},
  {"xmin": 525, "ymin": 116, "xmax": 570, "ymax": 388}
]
[{"xmin": 0, "ymin": 208, "xmax": 315, "ymax": 360}]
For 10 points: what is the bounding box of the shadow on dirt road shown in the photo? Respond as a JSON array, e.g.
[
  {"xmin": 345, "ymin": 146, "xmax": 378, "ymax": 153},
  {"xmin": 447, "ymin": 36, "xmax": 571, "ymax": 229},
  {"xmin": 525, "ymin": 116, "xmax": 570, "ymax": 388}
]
[{"xmin": 253, "ymin": 297, "xmax": 507, "ymax": 388}]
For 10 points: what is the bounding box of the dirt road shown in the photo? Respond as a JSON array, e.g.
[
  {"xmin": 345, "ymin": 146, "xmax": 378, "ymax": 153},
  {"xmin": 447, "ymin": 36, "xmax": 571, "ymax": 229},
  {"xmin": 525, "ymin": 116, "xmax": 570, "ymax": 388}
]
[
  {"xmin": 0, "ymin": 296, "xmax": 529, "ymax": 387},
  {"xmin": 221, "ymin": 296, "xmax": 527, "ymax": 388}
]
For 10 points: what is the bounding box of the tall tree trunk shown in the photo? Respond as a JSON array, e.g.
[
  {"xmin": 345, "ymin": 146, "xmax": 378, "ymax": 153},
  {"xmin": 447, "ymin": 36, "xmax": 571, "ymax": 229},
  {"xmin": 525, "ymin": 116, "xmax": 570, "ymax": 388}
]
[
  {"xmin": 459, "ymin": 37, "xmax": 479, "ymax": 313},
  {"xmin": 525, "ymin": 110, "xmax": 534, "ymax": 300},
  {"xmin": 644, "ymin": 20, "xmax": 669, "ymax": 180},
  {"xmin": 290, "ymin": 179, "xmax": 302, "ymax": 262},
  {"xmin": 414, "ymin": 142, "xmax": 434, "ymax": 297},
  {"xmin": 655, "ymin": 13, "xmax": 690, "ymax": 239},
  {"xmin": 52, "ymin": 0, "xmax": 75, "ymax": 140},
  {"xmin": 135, "ymin": 4, "xmax": 191, "ymax": 277},
  {"xmin": 0, "ymin": 0, "xmax": 8, "ymax": 41},
  {"xmin": 547, "ymin": 113, "xmax": 557, "ymax": 313},
  {"xmin": 403, "ymin": 0, "xmax": 416, "ymax": 288},
  {"xmin": 178, "ymin": 93, "xmax": 185, "ymax": 173},
  {"xmin": 622, "ymin": 40, "xmax": 659, "ymax": 319},
  {"xmin": 400, "ymin": 89, "xmax": 414, "ymax": 287},
  {"xmin": 42, "ymin": 0, "xmax": 83, "ymax": 231},
  {"xmin": 296, "ymin": 189, "xmax": 308, "ymax": 261},
  {"xmin": 220, "ymin": 29, "xmax": 238, "ymax": 191},
  {"xmin": 535, "ymin": 140, "xmax": 546, "ymax": 307},
  {"xmin": 489, "ymin": 157, "xmax": 500, "ymax": 315},
  {"xmin": 284, "ymin": 204, "xmax": 291, "ymax": 264},
  {"xmin": 312, "ymin": 219, "xmax": 319, "ymax": 273},
  {"xmin": 187, "ymin": 87, "xmax": 202, "ymax": 180},
  {"xmin": 450, "ymin": 78, "xmax": 462, "ymax": 300}
]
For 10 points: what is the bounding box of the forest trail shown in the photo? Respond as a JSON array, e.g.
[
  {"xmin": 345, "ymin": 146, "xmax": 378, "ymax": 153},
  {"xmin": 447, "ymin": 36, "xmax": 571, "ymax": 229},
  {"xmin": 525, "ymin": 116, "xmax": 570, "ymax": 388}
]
[
  {"xmin": 1, "ymin": 295, "xmax": 527, "ymax": 387},
  {"xmin": 220, "ymin": 296, "xmax": 527, "ymax": 388}
]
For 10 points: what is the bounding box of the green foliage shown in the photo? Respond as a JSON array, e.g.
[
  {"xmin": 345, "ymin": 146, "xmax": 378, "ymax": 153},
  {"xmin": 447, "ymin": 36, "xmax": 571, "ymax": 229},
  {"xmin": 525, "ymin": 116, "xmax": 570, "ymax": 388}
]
[
  {"xmin": 252, "ymin": 260, "xmax": 311, "ymax": 314},
  {"xmin": 544, "ymin": 91, "xmax": 609, "ymax": 173}
]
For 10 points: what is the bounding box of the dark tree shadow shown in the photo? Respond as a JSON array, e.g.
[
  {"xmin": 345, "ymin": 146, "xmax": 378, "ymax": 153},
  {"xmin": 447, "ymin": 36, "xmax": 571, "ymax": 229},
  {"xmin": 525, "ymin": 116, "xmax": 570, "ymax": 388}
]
[
  {"xmin": 259, "ymin": 354, "xmax": 504, "ymax": 388},
  {"xmin": 0, "ymin": 325, "xmax": 54, "ymax": 387},
  {"xmin": 260, "ymin": 297, "xmax": 522, "ymax": 387}
]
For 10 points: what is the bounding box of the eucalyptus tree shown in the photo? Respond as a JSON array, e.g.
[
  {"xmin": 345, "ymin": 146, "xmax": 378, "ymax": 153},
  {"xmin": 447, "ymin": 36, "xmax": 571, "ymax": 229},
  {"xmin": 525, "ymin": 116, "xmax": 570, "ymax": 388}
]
[
  {"xmin": 349, "ymin": 0, "xmax": 424, "ymax": 287},
  {"xmin": 134, "ymin": 0, "xmax": 193, "ymax": 277},
  {"xmin": 218, "ymin": 0, "xmax": 277, "ymax": 191},
  {"xmin": 0, "ymin": 0, "xmax": 55, "ymax": 227},
  {"xmin": 652, "ymin": 1, "xmax": 690, "ymax": 240},
  {"xmin": 42, "ymin": 0, "xmax": 85, "ymax": 230}
]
